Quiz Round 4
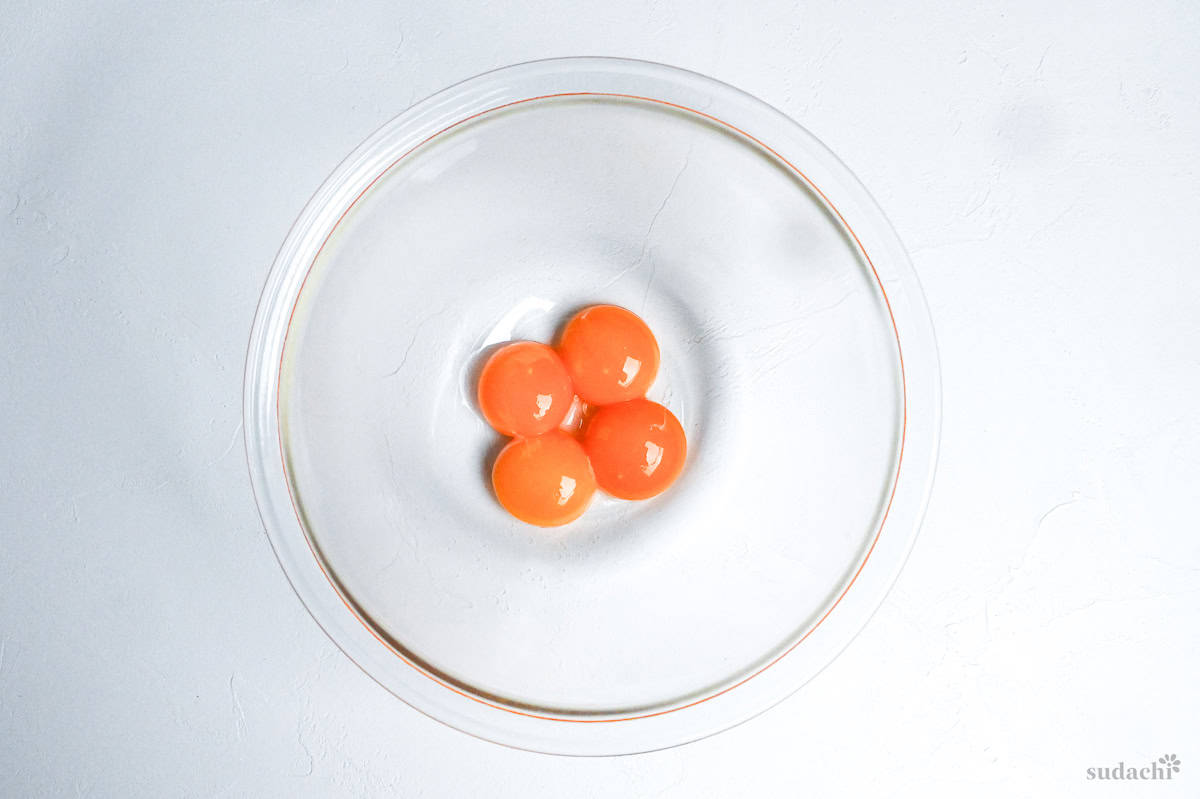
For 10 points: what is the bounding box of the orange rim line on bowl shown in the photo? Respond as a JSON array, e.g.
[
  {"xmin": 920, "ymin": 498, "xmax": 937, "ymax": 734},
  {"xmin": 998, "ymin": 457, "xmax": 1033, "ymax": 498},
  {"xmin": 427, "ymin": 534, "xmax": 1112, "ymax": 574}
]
[{"xmin": 274, "ymin": 92, "xmax": 908, "ymax": 723}]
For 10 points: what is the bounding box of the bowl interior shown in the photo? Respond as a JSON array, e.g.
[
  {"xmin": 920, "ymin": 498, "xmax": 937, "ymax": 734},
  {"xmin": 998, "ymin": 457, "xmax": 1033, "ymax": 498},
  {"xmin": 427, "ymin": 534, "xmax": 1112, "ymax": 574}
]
[{"xmin": 279, "ymin": 95, "xmax": 902, "ymax": 716}]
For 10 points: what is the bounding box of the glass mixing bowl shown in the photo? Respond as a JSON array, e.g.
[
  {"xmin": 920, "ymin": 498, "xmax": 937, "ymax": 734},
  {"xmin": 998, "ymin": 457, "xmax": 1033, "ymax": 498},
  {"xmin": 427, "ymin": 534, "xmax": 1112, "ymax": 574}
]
[{"xmin": 244, "ymin": 57, "xmax": 940, "ymax": 755}]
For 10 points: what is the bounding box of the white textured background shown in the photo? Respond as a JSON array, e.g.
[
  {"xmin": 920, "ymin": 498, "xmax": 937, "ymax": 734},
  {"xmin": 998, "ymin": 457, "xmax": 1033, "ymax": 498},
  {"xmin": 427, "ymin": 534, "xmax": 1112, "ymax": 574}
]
[{"xmin": 3, "ymin": 1, "xmax": 1198, "ymax": 795}]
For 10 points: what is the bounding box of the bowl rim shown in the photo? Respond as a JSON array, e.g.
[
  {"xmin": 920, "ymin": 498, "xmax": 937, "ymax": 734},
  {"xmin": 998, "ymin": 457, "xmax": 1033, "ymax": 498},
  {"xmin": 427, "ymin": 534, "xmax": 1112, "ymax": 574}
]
[{"xmin": 243, "ymin": 55, "xmax": 942, "ymax": 755}]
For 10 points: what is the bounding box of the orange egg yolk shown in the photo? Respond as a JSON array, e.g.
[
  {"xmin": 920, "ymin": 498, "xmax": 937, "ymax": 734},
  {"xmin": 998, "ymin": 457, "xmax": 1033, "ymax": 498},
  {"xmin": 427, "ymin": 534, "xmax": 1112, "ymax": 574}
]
[
  {"xmin": 582, "ymin": 398, "xmax": 687, "ymax": 500},
  {"xmin": 491, "ymin": 431, "xmax": 597, "ymax": 526},
  {"xmin": 557, "ymin": 305, "xmax": 660, "ymax": 405},
  {"xmin": 477, "ymin": 341, "xmax": 574, "ymax": 437}
]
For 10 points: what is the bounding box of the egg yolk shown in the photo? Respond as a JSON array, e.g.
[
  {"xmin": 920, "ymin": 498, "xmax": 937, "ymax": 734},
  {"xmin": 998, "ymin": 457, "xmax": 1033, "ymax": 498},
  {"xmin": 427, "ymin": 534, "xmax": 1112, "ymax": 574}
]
[
  {"xmin": 582, "ymin": 398, "xmax": 686, "ymax": 500},
  {"xmin": 477, "ymin": 341, "xmax": 574, "ymax": 437},
  {"xmin": 491, "ymin": 430, "xmax": 597, "ymax": 526},
  {"xmin": 557, "ymin": 305, "xmax": 660, "ymax": 405},
  {"xmin": 557, "ymin": 394, "xmax": 591, "ymax": 436}
]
